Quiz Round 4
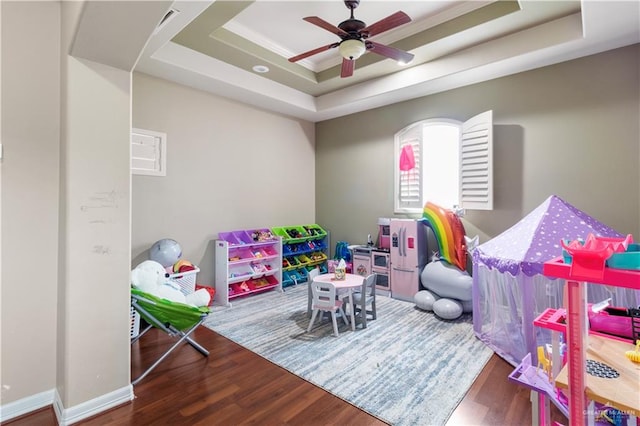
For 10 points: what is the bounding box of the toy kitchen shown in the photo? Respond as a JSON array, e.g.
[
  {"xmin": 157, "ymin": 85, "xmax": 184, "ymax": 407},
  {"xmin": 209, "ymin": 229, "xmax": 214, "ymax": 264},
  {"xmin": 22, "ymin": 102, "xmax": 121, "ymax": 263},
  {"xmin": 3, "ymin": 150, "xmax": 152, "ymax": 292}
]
[{"xmin": 350, "ymin": 218, "xmax": 392, "ymax": 296}]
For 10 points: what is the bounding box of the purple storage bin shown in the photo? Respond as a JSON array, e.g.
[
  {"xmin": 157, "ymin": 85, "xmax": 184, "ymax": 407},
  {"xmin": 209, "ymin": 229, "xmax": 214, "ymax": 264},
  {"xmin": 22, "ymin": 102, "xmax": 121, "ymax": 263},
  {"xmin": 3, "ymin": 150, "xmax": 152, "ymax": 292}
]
[
  {"xmin": 232, "ymin": 230, "xmax": 253, "ymax": 245},
  {"xmin": 218, "ymin": 231, "xmax": 240, "ymax": 245}
]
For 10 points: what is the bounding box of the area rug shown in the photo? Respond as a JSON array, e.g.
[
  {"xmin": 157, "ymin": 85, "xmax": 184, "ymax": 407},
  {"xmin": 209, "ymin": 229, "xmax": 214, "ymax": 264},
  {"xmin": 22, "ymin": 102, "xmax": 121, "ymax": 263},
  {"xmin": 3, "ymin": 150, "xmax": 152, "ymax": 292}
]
[{"xmin": 204, "ymin": 285, "xmax": 493, "ymax": 425}]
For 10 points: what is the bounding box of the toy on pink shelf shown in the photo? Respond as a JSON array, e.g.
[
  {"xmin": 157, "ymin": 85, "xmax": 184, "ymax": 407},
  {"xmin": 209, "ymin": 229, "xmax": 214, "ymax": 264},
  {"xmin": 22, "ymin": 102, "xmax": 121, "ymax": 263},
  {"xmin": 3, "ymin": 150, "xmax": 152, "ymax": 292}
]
[
  {"xmin": 561, "ymin": 233, "xmax": 633, "ymax": 256},
  {"xmin": 625, "ymin": 340, "xmax": 640, "ymax": 363},
  {"xmin": 561, "ymin": 233, "xmax": 634, "ymax": 279},
  {"xmin": 536, "ymin": 346, "xmax": 552, "ymax": 381},
  {"xmin": 588, "ymin": 300, "xmax": 636, "ymax": 340}
]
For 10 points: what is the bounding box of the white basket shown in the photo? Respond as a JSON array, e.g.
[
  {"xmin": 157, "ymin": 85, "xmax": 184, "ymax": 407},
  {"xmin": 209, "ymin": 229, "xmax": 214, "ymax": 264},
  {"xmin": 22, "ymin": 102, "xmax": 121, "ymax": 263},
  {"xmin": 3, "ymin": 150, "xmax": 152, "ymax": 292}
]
[
  {"xmin": 169, "ymin": 267, "xmax": 200, "ymax": 295},
  {"xmin": 130, "ymin": 305, "xmax": 140, "ymax": 339}
]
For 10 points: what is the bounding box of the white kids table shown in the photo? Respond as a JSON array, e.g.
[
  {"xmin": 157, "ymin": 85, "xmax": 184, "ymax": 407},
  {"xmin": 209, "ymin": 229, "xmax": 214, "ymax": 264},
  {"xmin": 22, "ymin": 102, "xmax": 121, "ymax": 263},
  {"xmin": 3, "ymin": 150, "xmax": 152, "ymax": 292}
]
[{"xmin": 313, "ymin": 273, "xmax": 364, "ymax": 331}]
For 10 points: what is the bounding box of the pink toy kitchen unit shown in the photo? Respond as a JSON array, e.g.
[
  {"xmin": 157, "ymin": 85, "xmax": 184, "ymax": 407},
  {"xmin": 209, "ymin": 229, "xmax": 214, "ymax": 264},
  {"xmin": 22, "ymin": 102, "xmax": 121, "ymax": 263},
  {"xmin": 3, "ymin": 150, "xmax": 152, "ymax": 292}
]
[{"xmin": 372, "ymin": 248, "xmax": 391, "ymax": 296}]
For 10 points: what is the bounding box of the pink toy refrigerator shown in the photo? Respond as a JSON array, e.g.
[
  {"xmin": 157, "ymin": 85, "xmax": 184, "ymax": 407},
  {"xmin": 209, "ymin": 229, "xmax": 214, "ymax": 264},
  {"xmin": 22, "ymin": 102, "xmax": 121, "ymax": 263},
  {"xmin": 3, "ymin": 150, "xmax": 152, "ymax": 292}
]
[{"xmin": 390, "ymin": 219, "xmax": 428, "ymax": 302}]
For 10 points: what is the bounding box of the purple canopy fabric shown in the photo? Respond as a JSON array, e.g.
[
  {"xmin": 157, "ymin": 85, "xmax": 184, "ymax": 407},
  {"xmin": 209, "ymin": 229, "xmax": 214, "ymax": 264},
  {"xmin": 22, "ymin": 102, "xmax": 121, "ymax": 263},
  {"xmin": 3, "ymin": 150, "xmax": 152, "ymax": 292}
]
[{"xmin": 472, "ymin": 195, "xmax": 622, "ymax": 276}]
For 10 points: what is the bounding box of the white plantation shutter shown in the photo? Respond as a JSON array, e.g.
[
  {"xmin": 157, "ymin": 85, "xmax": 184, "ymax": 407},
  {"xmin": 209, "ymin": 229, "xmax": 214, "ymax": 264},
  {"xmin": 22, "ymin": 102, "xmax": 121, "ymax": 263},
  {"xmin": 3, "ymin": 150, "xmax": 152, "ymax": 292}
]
[
  {"xmin": 395, "ymin": 123, "xmax": 423, "ymax": 212},
  {"xmin": 460, "ymin": 110, "xmax": 493, "ymax": 210},
  {"xmin": 394, "ymin": 112, "xmax": 494, "ymax": 214}
]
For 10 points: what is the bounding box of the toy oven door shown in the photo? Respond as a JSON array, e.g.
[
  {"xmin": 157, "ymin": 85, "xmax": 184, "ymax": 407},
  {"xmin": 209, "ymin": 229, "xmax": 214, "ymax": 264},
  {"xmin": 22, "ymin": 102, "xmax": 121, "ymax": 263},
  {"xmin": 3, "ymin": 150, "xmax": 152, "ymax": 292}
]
[
  {"xmin": 372, "ymin": 251, "xmax": 390, "ymax": 269},
  {"xmin": 372, "ymin": 267, "xmax": 389, "ymax": 290}
]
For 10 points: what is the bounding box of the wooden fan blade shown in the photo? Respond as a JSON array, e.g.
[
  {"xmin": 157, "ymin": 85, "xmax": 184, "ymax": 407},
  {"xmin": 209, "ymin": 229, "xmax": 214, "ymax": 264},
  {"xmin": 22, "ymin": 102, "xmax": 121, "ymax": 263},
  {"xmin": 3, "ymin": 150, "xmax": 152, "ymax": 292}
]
[
  {"xmin": 366, "ymin": 40, "xmax": 414, "ymax": 64},
  {"xmin": 341, "ymin": 58, "xmax": 355, "ymax": 78},
  {"xmin": 303, "ymin": 16, "xmax": 349, "ymax": 37},
  {"xmin": 361, "ymin": 11, "xmax": 411, "ymax": 38},
  {"xmin": 289, "ymin": 42, "xmax": 339, "ymax": 63}
]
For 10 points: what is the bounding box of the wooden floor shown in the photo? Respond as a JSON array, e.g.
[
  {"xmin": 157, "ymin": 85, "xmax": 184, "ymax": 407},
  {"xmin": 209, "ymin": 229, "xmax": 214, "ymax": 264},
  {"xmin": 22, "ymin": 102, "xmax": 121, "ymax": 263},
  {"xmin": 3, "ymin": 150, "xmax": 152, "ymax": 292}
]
[{"xmin": 4, "ymin": 326, "xmax": 565, "ymax": 425}]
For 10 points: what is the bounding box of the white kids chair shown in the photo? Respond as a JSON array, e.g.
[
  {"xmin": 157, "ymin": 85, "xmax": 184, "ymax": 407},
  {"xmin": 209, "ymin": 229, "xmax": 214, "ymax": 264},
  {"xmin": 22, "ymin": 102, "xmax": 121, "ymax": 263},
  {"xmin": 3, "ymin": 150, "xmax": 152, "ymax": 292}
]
[
  {"xmin": 306, "ymin": 267, "xmax": 321, "ymax": 317},
  {"xmin": 344, "ymin": 273, "xmax": 377, "ymax": 328},
  {"xmin": 307, "ymin": 280, "xmax": 349, "ymax": 337}
]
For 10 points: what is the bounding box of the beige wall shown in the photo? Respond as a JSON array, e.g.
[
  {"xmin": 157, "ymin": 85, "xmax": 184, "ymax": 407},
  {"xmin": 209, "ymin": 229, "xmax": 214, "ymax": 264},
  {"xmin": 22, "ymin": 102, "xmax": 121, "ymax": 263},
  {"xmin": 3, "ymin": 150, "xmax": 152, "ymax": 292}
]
[
  {"xmin": 316, "ymin": 44, "xmax": 640, "ymax": 247},
  {"xmin": 2, "ymin": 0, "xmax": 139, "ymax": 420},
  {"xmin": 1, "ymin": 0, "xmax": 60, "ymax": 403},
  {"xmin": 58, "ymin": 26, "xmax": 132, "ymax": 414},
  {"xmin": 131, "ymin": 73, "xmax": 316, "ymax": 285}
]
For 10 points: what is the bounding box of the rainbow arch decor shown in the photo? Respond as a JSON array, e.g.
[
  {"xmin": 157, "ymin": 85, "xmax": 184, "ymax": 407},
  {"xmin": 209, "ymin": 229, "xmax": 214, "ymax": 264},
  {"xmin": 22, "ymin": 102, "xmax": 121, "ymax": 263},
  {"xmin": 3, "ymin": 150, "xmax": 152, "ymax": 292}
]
[{"xmin": 421, "ymin": 202, "xmax": 467, "ymax": 271}]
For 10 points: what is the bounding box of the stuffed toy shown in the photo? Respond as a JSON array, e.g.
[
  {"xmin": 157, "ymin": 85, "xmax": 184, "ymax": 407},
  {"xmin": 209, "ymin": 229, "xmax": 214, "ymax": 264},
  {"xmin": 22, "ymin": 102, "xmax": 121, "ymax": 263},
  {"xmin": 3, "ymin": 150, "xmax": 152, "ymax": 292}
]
[{"xmin": 131, "ymin": 260, "xmax": 210, "ymax": 307}]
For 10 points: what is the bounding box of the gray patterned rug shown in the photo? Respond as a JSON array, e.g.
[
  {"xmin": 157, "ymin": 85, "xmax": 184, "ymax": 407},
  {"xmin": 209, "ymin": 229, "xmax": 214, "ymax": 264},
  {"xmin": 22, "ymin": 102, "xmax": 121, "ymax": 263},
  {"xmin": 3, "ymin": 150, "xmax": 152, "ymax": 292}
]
[{"xmin": 204, "ymin": 285, "xmax": 492, "ymax": 425}]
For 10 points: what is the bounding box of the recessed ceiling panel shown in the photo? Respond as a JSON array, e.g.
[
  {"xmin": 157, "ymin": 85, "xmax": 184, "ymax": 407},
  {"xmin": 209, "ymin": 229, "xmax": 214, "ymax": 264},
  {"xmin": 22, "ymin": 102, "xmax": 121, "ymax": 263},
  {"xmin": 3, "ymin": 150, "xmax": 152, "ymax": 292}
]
[
  {"xmin": 172, "ymin": 0, "xmax": 535, "ymax": 95},
  {"xmin": 132, "ymin": 0, "xmax": 639, "ymax": 121}
]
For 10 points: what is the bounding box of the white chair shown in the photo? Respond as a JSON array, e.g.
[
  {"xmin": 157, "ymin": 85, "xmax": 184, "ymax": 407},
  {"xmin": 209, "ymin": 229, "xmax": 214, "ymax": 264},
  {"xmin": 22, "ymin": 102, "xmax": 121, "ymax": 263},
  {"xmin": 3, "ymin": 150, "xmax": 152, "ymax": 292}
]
[
  {"xmin": 306, "ymin": 267, "xmax": 321, "ymax": 318},
  {"xmin": 307, "ymin": 280, "xmax": 349, "ymax": 337},
  {"xmin": 345, "ymin": 273, "xmax": 377, "ymax": 329}
]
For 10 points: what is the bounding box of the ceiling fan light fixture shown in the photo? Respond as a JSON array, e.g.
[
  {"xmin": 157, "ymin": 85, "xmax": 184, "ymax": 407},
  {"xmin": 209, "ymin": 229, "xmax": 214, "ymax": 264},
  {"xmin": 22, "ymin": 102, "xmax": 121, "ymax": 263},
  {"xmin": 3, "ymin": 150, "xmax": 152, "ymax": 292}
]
[
  {"xmin": 339, "ymin": 39, "xmax": 366, "ymax": 60},
  {"xmin": 289, "ymin": 2, "xmax": 414, "ymax": 78}
]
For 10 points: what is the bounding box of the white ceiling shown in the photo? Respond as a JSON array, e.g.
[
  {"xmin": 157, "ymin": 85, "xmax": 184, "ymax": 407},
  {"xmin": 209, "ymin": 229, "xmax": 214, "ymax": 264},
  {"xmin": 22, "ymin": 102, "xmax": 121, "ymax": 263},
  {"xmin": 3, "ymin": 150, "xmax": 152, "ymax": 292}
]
[{"xmin": 133, "ymin": 1, "xmax": 640, "ymax": 122}]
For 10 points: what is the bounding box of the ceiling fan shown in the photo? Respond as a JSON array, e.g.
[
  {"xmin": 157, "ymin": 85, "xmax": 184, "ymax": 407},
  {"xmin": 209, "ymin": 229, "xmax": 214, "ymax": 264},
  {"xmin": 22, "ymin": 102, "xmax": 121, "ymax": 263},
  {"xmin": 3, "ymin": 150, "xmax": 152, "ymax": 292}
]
[{"xmin": 288, "ymin": 0, "xmax": 415, "ymax": 78}]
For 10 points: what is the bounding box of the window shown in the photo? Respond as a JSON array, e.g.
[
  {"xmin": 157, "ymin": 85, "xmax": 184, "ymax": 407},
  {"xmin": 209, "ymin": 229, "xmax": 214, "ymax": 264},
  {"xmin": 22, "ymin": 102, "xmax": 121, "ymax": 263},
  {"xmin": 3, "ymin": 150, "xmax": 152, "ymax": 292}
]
[
  {"xmin": 131, "ymin": 128, "xmax": 166, "ymax": 176},
  {"xmin": 394, "ymin": 110, "xmax": 493, "ymax": 213}
]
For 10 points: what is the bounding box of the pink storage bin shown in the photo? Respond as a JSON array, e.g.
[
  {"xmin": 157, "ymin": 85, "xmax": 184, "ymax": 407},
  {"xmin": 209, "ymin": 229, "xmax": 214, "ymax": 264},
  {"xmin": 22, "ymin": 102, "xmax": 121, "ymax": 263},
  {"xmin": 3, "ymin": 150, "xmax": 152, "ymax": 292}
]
[
  {"xmin": 228, "ymin": 248, "xmax": 255, "ymax": 262},
  {"xmin": 261, "ymin": 246, "xmax": 278, "ymax": 257}
]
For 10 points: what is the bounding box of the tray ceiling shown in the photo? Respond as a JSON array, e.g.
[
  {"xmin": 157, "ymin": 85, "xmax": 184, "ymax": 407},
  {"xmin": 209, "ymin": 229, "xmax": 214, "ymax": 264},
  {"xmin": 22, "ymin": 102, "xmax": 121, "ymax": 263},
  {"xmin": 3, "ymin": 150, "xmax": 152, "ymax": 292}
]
[{"xmin": 129, "ymin": 0, "xmax": 640, "ymax": 122}]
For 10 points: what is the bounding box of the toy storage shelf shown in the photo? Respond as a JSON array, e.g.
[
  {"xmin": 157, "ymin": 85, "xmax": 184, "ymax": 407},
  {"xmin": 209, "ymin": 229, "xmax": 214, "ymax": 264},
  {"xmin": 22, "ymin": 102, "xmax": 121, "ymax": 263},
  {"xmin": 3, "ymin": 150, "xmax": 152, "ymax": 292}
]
[
  {"xmin": 541, "ymin": 256, "xmax": 640, "ymax": 425},
  {"xmin": 215, "ymin": 230, "xmax": 283, "ymax": 307},
  {"xmin": 276, "ymin": 224, "xmax": 329, "ymax": 288}
]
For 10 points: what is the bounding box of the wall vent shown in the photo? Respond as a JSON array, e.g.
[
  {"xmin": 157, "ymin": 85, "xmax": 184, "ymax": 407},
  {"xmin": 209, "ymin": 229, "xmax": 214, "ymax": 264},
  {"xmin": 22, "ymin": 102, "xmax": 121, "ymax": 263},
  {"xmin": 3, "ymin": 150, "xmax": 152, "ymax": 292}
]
[{"xmin": 154, "ymin": 8, "xmax": 179, "ymax": 34}]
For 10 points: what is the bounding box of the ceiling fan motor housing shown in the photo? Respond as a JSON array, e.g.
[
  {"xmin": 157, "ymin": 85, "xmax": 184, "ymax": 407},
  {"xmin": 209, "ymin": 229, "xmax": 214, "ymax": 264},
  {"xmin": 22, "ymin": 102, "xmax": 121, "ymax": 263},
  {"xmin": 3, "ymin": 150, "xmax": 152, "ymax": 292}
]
[{"xmin": 338, "ymin": 19, "xmax": 366, "ymax": 39}]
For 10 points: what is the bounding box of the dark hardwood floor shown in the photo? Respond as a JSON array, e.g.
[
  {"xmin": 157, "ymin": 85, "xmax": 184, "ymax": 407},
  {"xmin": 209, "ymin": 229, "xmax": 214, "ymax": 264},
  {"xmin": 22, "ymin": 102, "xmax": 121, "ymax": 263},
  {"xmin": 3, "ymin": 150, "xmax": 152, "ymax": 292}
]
[{"xmin": 4, "ymin": 326, "xmax": 565, "ymax": 425}]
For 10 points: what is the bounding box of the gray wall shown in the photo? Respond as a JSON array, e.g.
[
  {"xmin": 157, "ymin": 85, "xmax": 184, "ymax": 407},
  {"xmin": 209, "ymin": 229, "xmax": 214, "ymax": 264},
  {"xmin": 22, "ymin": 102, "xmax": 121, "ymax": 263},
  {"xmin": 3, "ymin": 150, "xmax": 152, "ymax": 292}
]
[
  {"xmin": 132, "ymin": 73, "xmax": 316, "ymax": 285},
  {"xmin": 316, "ymin": 44, "xmax": 640, "ymax": 247}
]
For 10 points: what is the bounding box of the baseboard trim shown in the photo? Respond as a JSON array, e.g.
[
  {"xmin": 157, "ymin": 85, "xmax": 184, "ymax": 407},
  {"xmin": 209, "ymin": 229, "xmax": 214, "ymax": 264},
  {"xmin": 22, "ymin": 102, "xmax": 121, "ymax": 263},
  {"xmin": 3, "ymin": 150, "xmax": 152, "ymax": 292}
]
[
  {"xmin": 0, "ymin": 385, "xmax": 134, "ymax": 424},
  {"xmin": 53, "ymin": 385, "xmax": 134, "ymax": 425},
  {"xmin": 0, "ymin": 388, "xmax": 56, "ymax": 422}
]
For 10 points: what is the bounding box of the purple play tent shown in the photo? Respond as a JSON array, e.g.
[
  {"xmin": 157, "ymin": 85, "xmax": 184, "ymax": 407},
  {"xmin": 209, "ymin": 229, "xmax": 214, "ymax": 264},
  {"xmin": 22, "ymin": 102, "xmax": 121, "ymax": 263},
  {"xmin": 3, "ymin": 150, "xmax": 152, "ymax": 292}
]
[{"xmin": 471, "ymin": 195, "xmax": 640, "ymax": 366}]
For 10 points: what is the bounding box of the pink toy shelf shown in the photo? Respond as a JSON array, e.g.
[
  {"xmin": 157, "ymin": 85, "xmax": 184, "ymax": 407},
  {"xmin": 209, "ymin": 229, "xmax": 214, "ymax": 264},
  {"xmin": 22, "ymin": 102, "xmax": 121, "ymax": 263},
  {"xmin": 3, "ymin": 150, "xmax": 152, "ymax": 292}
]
[
  {"xmin": 535, "ymin": 306, "xmax": 640, "ymax": 345},
  {"xmin": 542, "ymin": 233, "xmax": 640, "ymax": 426},
  {"xmin": 534, "ymin": 308, "xmax": 568, "ymax": 334}
]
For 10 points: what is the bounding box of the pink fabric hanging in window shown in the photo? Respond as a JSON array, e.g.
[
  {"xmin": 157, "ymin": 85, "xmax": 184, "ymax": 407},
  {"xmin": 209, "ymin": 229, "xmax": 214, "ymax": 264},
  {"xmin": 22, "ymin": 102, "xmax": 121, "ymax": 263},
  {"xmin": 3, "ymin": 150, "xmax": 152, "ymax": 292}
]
[{"xmin": 399, "ymin": 144, "xmax": 415, "ymax": 171}]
